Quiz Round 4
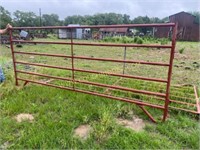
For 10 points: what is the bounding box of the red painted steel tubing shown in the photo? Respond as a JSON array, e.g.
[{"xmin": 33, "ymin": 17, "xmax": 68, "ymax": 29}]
[
  {"xmin": 16, "ymin": 70, "xmax": 166, "ymax": 97},
  {"xmin": 170, "ymin": 95, "xmax": 195, "ymax": 101},
  {"xmin": 11, "ymin": 23, "xmax": 175, "ymax": 30},
  {"xmin": 11, "ymin": 40, "xmax": 172, "ymax": 48},
  {"xmin": 107, "ymin": 88, "xmax": 197, "ymax": 107},
  {"xmin": 16, "ymin": 61, "xmax": 71, "ymax": 70},
  {"xmin": 15, "ymin": 61, "xmax": 167, "ymax": 83},
  {"xmin": 139, "ymin": 106, "xmax": 157, "ymax": 123},
  {"xmin": 14, "ymin": 51, "xmax": 69, "ymax": 58},
  {"xmin": 9, "ymin": 30, "xmax": 18, "ymax": 86},
  {"xmin": 65, "ymin": 42, "xmax": 172, "ymax": 48},
  {"xmin": 70, "ymin": 29, "xmax": 75, "ymax": 88},
  {"xmin": 169, "ymin": 106, "xmax": 199, "ymax": 114},
  {"xmin": 106, "ymin": 86, "xmax": 197, "ymax": 107},
  {"xmin": 75, "ymin": 68, "xmax": 167, "ymax": 83},
  {"xmin": 9, "ymin": 23, "xmax": 184, "ymax": 121},
  {"xmin": 163, "ymin": 24, "xmax": 178, "ymax": 121},
  {"xmin": 169, "ymin": 99, "xmax": 196, "ymax": 106},
  {"xmin": 18, "ymin": 67, "xmax": 195, "ymax": 113},
  {"xmin": 17, "ymin": 77, "xmax": 165, "ymax": 110},
  {"xmin": 14, "ymin": 51, "xmax": 170, "ymax": 66}
]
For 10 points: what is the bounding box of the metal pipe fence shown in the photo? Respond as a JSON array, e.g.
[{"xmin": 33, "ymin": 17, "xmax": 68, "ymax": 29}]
[{"xmin": 8, "ymin": 23, "xmax": 199, "ymax": 122}]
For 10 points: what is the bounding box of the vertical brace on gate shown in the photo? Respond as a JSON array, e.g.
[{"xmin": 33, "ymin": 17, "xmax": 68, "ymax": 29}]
[
  {"xmin": 123, "ymin": 46, "xmax": 127, "ymax": 74},
  {"xmin": 139, "ymin": 105, "xmax": 157, "ymax": 123},
  {"xmin": 23, "ymin": 81, "xmax": 29, "ymax": 87},
  {"xmin": 9, "ymin": 29, "xmax": 18, "ymax": 86},
  {"xmin": 163, "ymin": 23, "xmax": 178, "ymax": 121},
  {"xmin": 70, "ymin": 28, "xmax": 75, "ymax": 89}
]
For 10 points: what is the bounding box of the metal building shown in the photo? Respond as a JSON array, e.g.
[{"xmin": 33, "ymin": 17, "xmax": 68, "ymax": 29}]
[
  {"xmin": 58, "ymin": 24, "xmax": 83, "ymax": 39},
  {"xmin": 154, "ymin": 12, "xmax": 200, "ymax": 41}
]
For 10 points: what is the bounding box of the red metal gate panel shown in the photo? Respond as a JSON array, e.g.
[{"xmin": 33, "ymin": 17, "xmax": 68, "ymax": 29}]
[{"xmin": 8, "ymin": 23, "xmax": 199, "ymax": 122}]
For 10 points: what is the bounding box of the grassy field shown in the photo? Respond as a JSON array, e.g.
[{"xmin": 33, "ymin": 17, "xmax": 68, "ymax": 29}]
[{"xmin": 0, "ymin": 37, "xmax": 199, "ymax": 149}]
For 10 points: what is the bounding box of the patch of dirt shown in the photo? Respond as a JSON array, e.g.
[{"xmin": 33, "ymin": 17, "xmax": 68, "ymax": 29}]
[
  {"xmin": 39, "ymin": 79, "xmax": 54, "ymax": 83},
  {"xmin": 0, "ymin": 141, "xmax": 9, "ymax": 149},
  {"xmin": 15, "ymin": 113, "xmax": 34, "ymax": 123},
  {"xmin": 29, "ymin": 56, "xmax": 34, "ymax": 59},
  {"xmin": 74, "ymin": 124, "xmax": 91, "ymax": 140},
  {"xmin": 116, "ymin": 116, "xmax": 146, "ymax": 132}
]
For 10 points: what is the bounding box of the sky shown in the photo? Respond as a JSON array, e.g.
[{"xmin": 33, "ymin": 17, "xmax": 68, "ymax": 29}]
[{"xmin": 1, "ymin": 0, "xmax": 199, "ymax": 20}]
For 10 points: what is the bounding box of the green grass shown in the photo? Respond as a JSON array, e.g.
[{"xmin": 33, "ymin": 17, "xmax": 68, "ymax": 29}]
[
  {"xmin": 0, "ymin": 85, "xmax": 199, "ymax": 149},
  {"xmin": 0, "ymin": 39, "xmax": 199, "ymax": 149}
]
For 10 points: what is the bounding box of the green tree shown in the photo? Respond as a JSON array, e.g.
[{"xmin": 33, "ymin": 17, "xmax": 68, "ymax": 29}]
[
  {"xmin": 0, "ymin": 6, "xmax": 12, "ymax": 28},
  {"xmin": 123, "ymin": 14, "xmax": 131, "ymax": 24},
  {"xmin": 132, "ymin": 16, "xmax": 151, "ymax": 34},
  {"xmin": 13, "ymin": 10, "xmax": 40, "ymax": 27},
  {"xmin": 42, "ymin": 14, "xmax": 62, "ymax": 26},
  {"xmin": 64, "ymin": 13, "xmax": 127, "ymax": 25},
  {"xmin": 189, "ymin": 11, "xmax": 200, "ymax": 24},
  {"xmin": 104, "ymin": 13, "xmax": 124, "ymax": 25},
  {"xmin": 150, "ymin": 17, "xmax": 163, "ymax": 23},
  {"xmin": 64, "ymin": 15, "xmax": 85, "ymax": 25}
]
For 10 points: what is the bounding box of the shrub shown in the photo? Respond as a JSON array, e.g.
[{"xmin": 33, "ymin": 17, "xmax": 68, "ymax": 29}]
[
  {"xmin": 103, "ymin": 37, "xmax": 110, "ymax": 42},
  {"xmin": 136, "ymin": 38, "xmax": 143, "ymax": 44},
  {"xmin": 122, "ymin": 36, "xmax": 129, "ymax": 43},
  {"xmin": 113, "ymin": 36, "xmax": 121, "ymax": 42},
  {"xmin": 133, "ymin": 36, "xmax": 139, "ymax": 43},
  {"xmin": 133, "ymin": 37, "xmax": 143, "ymax": 44},
  {"xmin": 160, "ymin": 38, "xmax": 169, "ymax": 45},
  {"xmin": 102, "ymin": 36, "xmax": 143, "ymax": 44}
]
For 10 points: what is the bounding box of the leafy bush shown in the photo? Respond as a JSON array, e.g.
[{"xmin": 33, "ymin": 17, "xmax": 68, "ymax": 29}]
[
  {"xmin": 133, "ymin": 36, "xmax": 143, "ymax": 44},
  {"xmin": 113, "ymin": 36, "xmax": 121, "ymax": 42},
  {"xmin": 102, "ymin": 36, "xmax": 135, "ymax": 44},
  {"xmin": 103, "ymin": 37, "xmax": 110, "ymax": 42},
  {"xmin": 102, "ymin": 36, "xmax": 169, "ymax": 45},
  {"xmin": 136, "ymin": 38, "xmax": 143, "ymax": 44},
  {"xmin": 160, "ymin": 38, "xmax": 169, "ymax": 45},
  {"xmin": 133, "ymin": 36, "xmax": 139, "ymax": 43},
  {"xmin": 121, "ymin": 36, "xmax": 132, "ymax": 43}
]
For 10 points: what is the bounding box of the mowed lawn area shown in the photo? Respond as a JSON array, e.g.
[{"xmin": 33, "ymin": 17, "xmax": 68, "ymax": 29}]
[{"xmin": 0, "ymin": 38, "xmax": 199, "ymax": 149}]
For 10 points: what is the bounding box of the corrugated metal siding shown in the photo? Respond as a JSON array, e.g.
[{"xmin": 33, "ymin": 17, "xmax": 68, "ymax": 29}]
[{"xmin": 155, "ymin": 12, "xmax": 199, "ymax": 41}]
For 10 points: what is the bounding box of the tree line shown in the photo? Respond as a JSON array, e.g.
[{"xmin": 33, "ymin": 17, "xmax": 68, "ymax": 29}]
[{"xmin": 0, "ymin": 5, "xmax": 199, "ymax": 29}]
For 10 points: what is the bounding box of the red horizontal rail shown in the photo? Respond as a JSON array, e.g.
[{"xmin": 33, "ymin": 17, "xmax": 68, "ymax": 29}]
[
  {"xmin": 68, "ymin": 42, "xmax": 172, "ymax": 48},
  {"xmin": 16, "ymin": 70, "xmax": 166, "ymax": 97},
  {"xmin": 11, "ymin": 23, "xmax": 175, "ymax": 30},
  {"xmin": 14, "ymin": 51, "xmax": 68, "ymax": 57},
  {"xmin": 169, "ymin": 106, "xmax": 199, "ymax": 114},
  {"xmin": 14, "ymin": 51, "xmax": 170, "ymax": 66},
  {"xmin": 170, "ymin": 95, "xmax": 195, "ymax": 101},
  {"xmin": 11, "ymin": 40, "xmax": 172, "ymax": 48},
  {"xmin": 15, "ymin": 61, "xmax": 167, "ymax": 83},
  {"xmin": 169, "ymin": 99, "xmax": 196, "ymax": 106},
  {"xmin": 17, "ymin": 77, "xmax": 165, "ymax": 110},
  {"xmin": 104, "ymin": 87, "xmax": 197, "ymax": 107}
]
